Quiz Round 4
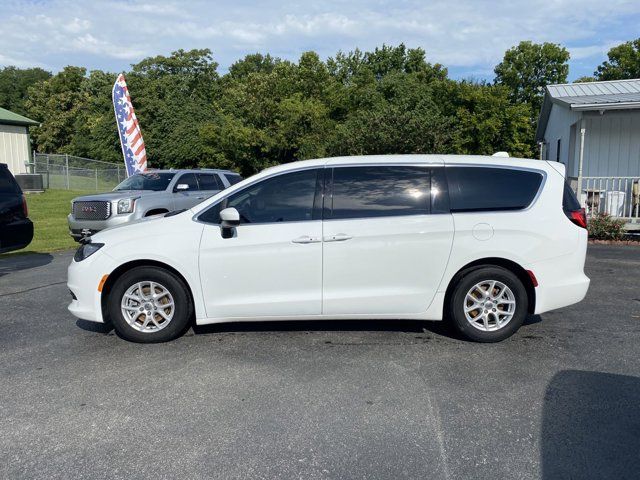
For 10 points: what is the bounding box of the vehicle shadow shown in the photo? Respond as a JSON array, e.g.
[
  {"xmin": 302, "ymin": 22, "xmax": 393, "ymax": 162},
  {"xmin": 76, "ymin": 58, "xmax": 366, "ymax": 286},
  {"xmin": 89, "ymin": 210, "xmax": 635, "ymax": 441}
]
[
  {"xmin": 193, "ymin": 318, "xmax": 459, "ymax": 340},
  {"xmin": 0, "ymin": 253, "xmax": 53, "ymax": 277},
  {"xmin": 523, "ymin": 314, "xmax": 542, "ymax": 326},
  {"xmin": 75, "ymin": 319, "xmax": 113, "ymax": 334},
  {"xmin": 193, "ymin": 314, "xmax": 543, "ymax": 339},
  {"xmin": 541, "ymin": 369, "xmax": 640, "ymax": 479},
  {"xmin": 74, "ymin": 315, "xmax": 543, "ymax": 342}
]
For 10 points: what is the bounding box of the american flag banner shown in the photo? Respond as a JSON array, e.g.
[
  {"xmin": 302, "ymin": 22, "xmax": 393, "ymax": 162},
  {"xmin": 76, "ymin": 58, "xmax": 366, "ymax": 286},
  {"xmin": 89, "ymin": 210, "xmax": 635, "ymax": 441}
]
[{"xmin": 112, "ymin": 73, "xmax": 147, "ymax": 177}]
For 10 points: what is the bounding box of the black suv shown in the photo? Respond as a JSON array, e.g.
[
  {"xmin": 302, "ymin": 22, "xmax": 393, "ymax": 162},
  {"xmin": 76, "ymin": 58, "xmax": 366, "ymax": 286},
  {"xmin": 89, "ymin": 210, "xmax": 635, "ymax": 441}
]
[{"xmin": 0, "ymin": 163, "xmax": 33, "ymax": 253}]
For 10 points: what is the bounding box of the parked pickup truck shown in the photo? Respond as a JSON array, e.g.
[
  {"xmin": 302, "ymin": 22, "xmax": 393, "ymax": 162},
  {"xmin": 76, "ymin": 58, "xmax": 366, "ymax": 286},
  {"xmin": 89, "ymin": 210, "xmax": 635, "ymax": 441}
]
[{"xmin": 68, "ymin": 169, "xmax": 242, "ymax": 241}]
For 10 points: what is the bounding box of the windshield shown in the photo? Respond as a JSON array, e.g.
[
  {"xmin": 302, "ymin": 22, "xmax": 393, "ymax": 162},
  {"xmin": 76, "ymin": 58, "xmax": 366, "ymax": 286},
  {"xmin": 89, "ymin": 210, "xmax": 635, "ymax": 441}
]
[{"xmin": 114, "ymin": 172, "xmax": 175, "ymax": 191}]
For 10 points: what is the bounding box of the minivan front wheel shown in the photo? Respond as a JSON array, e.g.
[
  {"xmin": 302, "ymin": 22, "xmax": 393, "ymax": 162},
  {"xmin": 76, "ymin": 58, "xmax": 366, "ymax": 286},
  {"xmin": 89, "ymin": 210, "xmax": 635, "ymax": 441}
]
[
  {"xmin": 449, "ymin": 266, "xmax": 527, "ymax": 342},
  {"xmin": 107, "ymin": 266, "xmax": 193, "ymax": 343}
]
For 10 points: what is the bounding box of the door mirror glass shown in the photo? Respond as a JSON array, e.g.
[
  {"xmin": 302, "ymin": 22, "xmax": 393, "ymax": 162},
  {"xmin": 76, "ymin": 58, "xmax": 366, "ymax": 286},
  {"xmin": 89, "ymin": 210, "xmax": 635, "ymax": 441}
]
[{"xmin": 175, "ymin": 183, "xmax": 189, "ymax": 191}]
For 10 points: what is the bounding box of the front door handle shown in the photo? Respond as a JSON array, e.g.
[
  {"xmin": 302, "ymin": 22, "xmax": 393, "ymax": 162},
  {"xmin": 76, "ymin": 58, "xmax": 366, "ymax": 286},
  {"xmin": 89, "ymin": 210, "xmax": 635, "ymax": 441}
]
[
  {"xmin": 324, "ymin": 233, "xmax": 353, "ymax": 242},
  {"xmin": 292, "ymin": 235, "xmax": 321, "ymax": 244}
]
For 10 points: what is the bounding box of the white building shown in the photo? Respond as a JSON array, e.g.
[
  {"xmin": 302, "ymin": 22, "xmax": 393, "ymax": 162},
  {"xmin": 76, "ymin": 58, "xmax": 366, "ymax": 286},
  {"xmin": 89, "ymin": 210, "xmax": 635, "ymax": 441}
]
[
  {"xmin": 536, "ymin": 79, "xmax": 640, "ymax": 224},
  {"xmin": 0, "ymin": 107, "xmax": 39, "ymax": 175}
]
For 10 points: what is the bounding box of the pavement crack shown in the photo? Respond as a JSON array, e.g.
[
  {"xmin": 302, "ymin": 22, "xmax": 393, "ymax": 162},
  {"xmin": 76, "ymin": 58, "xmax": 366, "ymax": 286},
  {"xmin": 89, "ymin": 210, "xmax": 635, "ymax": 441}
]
[
  {"xmin": 416, "ymin": 368, "xmax": 452, "ymax": 480},
  {"xmin": 0, "ymin": 281, "xmax": 67, "ymax": 297}
]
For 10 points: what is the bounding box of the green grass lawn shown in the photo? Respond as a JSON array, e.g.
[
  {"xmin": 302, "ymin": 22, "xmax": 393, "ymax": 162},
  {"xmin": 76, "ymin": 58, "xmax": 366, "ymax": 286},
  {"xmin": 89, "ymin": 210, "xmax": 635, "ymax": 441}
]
[{"xmin": 2, "ymin": 189, "xmax": 88, "ymax": 256}]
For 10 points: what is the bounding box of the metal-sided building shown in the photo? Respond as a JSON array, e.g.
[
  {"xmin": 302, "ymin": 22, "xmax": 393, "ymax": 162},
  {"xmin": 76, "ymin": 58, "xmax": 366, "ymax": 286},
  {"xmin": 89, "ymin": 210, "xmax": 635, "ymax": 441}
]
[
  {"xmin": 0, "ymin": 107, "xmax": 39, "ymax": 175},
  {"xmin": 536, "ymin": 79, "xmax": 640, "ymax": 224}
]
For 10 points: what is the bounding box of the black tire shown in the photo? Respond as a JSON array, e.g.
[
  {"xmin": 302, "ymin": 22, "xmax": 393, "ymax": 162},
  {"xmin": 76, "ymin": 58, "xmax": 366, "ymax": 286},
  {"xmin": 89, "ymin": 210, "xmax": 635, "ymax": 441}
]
[
  {"xmin": 448, "ymin": 266, "xmax": 528, "ymax": 343},
  {"xmin": 107, "ymin": 266, "xmax": 193, "ymax": 343}
]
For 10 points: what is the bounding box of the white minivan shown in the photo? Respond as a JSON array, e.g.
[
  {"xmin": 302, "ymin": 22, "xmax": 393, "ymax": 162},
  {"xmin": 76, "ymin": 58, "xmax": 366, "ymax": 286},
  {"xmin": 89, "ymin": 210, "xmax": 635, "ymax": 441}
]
[{"xmin": 67, "ymin": 155, "xmax": 590, "ymax": 343}]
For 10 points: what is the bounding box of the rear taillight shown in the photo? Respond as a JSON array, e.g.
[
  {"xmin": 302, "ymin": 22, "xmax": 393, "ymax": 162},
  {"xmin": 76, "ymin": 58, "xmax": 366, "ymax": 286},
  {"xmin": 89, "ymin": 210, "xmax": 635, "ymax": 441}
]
[
  {"xmin": 566, "ymin": 208, "xmax": 587, "ymax": 229},
  {"xmin": 22, "ymin": 195, "xmax": 28, "ymax": 217}
]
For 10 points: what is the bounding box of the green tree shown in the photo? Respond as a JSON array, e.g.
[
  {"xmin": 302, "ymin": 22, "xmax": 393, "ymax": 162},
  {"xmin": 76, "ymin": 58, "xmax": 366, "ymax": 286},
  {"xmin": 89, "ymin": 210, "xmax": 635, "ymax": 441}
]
[
  {"xmin": 202, "ymin": 53, "xmax": 335, "ymax": 175},
  {"xmin": 328, "ymin": 73, "xmax": 453, "ymax": 156},
  {"xmin": 69, "ymin": 70, "xmax": 122, "ymax": 163},
  {"xmin": 574, "ymin": 76, "xmax": 596, "ymax": 83},
  {"xmin": 26, "ymin": 66, "xmax": 87, "ymax": 154},
  {"xmin": 228, "ymin": 53, "xmax": 279, "ymax": 79},
  {"xmin": 494, "ymin": 41, "xmax": 569, "ymax": 114},
  {"xmin": 437, "ymin": 80, "xmax": 534, "ymax": 158},
  {"xmin": 0, "ymin": 66, "xmax": 51, "ymax": 116},
  {"xmin": 595, "ymin": 38, "xmax": 640, "ymax": 80},
  {"xmin": 20, "ymin": 43, "xmax": 557, "ymax": 172},
  {"xmin": 127, "ymin": 48, "xmax": 219, "ymax": 168}
]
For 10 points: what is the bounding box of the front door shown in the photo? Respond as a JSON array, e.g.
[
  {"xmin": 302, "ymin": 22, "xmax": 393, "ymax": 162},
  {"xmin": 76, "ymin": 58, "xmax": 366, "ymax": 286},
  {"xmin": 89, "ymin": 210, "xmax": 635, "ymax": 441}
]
[
  {"xmin": 198, "ymin": 168, "xmax": 323, "ymax": 319},
  {"xmin": 322, "ymin": 165, "xmax": 454, "ymax": 315},
  {"xmin": 173, "ymin": 172, "xmax": 201, "ymax": 210}
]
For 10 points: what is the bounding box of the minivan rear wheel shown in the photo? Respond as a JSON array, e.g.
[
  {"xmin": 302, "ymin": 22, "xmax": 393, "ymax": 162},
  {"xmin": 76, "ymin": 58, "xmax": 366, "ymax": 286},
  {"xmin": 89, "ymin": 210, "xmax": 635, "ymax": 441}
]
[
  {"xmin": 107, "ymin": 266, "xmax": 193, "ymax": 343},
  {"xmin": 448, "ymin": 266, "xmax": 527, "ymax": 342}
]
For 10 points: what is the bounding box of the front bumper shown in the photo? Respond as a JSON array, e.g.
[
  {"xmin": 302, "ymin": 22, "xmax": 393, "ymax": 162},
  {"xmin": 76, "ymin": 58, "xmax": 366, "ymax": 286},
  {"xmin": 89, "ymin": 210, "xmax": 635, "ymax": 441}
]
[
  {"xmin": 67, "ymin": 249, "xmax": 116, "ymax": 323},
  {"xmin": 68, "ymin": 212, "xmax": 137, "ymax": 241}
]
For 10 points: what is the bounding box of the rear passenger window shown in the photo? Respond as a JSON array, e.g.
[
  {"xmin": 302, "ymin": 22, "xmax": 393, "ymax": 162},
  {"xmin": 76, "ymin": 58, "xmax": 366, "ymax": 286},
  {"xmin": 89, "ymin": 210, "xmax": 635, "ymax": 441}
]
[
  {"xmin": 329, "ymin": 166, "xmax": 431, "ymax": 219},
  {"xmin": 446, "ymin": 167, "xmax": 543, "ymax": 212},
  {"xmin": 197, "ymin": 173, "xmax": 223, "ymax": 190}
]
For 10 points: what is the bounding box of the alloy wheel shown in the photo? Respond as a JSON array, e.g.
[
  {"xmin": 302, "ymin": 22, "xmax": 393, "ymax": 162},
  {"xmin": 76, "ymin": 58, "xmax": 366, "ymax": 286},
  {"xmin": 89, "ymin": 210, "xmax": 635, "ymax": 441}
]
[
  {"xmin": 463, "ymin": 280, "xmax": 516, "ymax": 332},
  {"xmin": 120, "ymin": 281, "xmax": 175, "ymax": 333}
]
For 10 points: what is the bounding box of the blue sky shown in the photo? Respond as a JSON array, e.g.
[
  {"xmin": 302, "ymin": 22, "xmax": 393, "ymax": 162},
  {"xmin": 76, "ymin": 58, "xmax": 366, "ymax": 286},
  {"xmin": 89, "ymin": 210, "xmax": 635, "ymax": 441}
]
[{"xmin": 1, "ymin": 0, "xmax": 639, "ymax": 81}]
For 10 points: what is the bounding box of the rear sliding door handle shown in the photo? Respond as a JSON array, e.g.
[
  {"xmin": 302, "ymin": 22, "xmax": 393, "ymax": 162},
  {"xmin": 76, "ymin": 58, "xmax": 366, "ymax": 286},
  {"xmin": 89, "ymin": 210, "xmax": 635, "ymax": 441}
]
[
  {"xmin": 324, "ymin": 233, "xmax": 353, "ymax": 242},
  {"xmin": 292, "ymin": 235, "xmax": 321, "ymax": 244}
]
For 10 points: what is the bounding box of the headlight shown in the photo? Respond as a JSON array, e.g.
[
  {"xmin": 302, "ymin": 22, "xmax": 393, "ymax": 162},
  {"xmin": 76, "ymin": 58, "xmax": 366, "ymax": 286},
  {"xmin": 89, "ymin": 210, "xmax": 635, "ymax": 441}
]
[
  {"xmin": 74, "ymin": 242, "xmax": 104, "ymax": 262},
  {"xmin": 117, "ymin": 198, "xmax": 137, "ymax": 214}
]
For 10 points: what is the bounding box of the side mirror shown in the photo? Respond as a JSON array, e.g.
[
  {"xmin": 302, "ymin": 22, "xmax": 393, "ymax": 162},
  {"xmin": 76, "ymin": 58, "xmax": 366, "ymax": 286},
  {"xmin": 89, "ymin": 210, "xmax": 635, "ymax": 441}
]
[
  {"xmin": 220, "ymin": 207, "xmax": 240, "ymax": 238},
  {"xmin": 175, "ymin": 183, "xmax": 189, "ymax": 191}
]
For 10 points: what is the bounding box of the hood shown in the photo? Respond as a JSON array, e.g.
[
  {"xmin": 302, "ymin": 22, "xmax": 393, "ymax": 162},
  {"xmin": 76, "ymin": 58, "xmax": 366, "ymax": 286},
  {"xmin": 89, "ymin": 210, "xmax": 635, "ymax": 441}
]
[
  {"xmin": 91, "ymin": 208, "xmax": 193, "ymax": 241},
  {"xmin": 71, "ymin": 190, "xmax": 165, "ymax": 202},
  {"xmin": 91, "ymin": 210, "xmax": 195, "ymax": 245}
]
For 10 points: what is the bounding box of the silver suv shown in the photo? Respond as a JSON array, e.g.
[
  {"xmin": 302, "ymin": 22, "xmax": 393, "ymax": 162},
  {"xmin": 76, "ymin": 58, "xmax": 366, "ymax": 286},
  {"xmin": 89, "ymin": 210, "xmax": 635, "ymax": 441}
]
[{"xmin": 68, "ymin": 169, "xmax": 242, "ymax": 241}]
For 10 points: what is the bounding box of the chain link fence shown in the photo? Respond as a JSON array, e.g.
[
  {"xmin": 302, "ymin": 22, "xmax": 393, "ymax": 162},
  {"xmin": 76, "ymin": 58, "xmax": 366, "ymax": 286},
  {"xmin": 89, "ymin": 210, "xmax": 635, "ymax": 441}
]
[{"xmin": 27, "ymin": 153, "xmax": 125, "ymax": 191}]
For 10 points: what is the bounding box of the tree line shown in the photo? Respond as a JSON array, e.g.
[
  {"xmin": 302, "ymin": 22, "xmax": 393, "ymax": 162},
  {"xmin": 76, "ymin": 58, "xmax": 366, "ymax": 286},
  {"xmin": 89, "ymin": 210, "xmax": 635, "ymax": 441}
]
[{"xmin": 1, "ymin": 38, "xmax": 638, "ymax": 175}]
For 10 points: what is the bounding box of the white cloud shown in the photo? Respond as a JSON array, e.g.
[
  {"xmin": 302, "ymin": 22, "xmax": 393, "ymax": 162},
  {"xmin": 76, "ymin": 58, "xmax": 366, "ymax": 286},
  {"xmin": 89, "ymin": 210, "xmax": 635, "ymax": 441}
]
[
  {"xmin": 63, "ymin": 17, "xmax": 91, "ymax": 34},
  {"xmin": 70, "ymin": 34, "xmax": 145, "ymax": 59},
  {"xmin": 0, "ymin": 0, "xmax": 638, "ymax": 79}
]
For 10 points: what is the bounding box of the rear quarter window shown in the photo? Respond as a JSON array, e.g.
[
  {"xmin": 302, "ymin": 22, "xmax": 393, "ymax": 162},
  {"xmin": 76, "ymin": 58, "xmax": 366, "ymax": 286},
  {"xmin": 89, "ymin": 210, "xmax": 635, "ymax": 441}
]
[{"xmin": 446, "ymin": 166, "xmax": 543, "ymax": 212}]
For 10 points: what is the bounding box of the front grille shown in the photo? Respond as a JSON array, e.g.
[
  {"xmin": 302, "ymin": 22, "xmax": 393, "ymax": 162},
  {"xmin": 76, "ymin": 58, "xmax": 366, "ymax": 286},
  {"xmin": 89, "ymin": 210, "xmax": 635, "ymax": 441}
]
[{"xmin": 72, "ymin": 201, "xmax": 111, "ymax": 220}]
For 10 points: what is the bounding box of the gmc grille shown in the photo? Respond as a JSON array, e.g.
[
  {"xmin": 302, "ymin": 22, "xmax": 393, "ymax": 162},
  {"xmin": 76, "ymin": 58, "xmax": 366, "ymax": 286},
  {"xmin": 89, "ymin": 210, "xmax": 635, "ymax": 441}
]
[{"xmin": 72, "ymin": 201, "xmax": 111, "ymax": 220}]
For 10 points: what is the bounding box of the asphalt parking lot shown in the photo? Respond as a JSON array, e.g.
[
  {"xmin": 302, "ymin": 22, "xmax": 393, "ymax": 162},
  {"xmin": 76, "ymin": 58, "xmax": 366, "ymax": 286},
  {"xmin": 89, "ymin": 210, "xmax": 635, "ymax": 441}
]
[{"xmin": 1, "ymin": 245, "xmax": 640, "ymax": 479}]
